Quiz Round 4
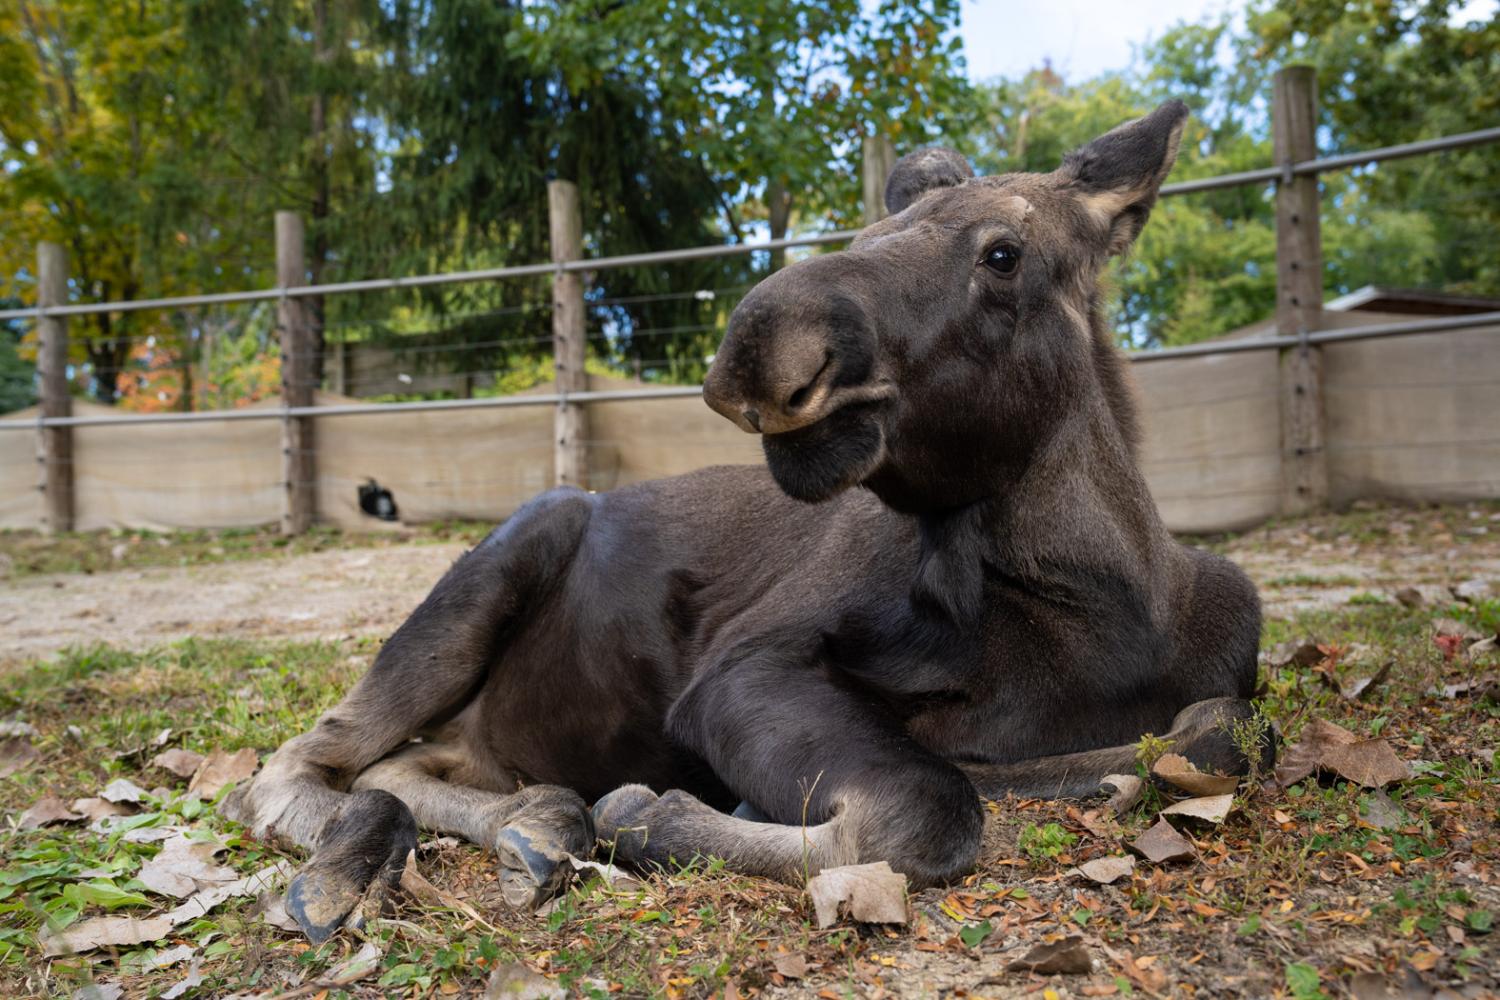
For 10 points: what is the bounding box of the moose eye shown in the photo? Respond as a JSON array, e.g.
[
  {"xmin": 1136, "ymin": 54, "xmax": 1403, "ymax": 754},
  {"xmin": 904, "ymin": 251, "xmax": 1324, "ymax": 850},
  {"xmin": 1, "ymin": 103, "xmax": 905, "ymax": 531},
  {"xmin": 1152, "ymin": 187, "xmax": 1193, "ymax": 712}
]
[{"xmin": 983, "ymin": 244, "xmax": 1022, "ymax": 276}]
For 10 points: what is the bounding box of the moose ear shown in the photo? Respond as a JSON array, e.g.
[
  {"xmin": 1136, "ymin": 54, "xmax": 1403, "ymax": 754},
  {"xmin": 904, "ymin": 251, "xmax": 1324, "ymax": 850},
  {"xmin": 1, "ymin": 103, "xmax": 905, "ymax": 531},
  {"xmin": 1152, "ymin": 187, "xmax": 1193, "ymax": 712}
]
[
  {"xmin": 1056, "ymin": 100, "xmax": 1190, "ymax": 255},
  {"xmin": 885, "ymin": 147, "xmax": 974, "ymax": 215}
]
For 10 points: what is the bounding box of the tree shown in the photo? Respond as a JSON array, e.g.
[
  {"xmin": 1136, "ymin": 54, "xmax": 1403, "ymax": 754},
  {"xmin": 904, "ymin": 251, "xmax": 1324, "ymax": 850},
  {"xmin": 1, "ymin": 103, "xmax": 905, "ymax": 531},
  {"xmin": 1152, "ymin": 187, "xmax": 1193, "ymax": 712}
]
[
  {"xmin": 959, "ymin": 0, "xmax": 1494, "ymax": 348},
  {"xmin": 0, "ymin": 299, "xmax": 36, "ymax": 413}
]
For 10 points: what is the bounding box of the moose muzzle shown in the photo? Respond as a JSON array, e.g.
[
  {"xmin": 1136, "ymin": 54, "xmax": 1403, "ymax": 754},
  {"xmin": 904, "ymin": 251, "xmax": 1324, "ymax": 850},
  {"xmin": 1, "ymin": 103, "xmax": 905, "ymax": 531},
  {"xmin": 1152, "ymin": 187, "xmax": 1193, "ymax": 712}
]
[{"xmin": 704, "ymin": 261, "xmax": 886, "ymax": 437}]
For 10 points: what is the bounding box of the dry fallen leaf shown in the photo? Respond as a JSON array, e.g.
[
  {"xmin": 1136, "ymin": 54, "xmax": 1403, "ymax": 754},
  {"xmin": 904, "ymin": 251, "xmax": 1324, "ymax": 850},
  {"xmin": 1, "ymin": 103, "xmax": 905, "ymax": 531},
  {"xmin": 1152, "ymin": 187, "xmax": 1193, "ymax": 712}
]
[
  {"xmin": 1452, "ymin": 579, "xmax": 1496, "ymax": 604},
  {"xmin": 1069, "ymin": 855, "xmax": 1136, "ymax": 885},
  {"xmin": 325, "ymin": 941, "xmax": 384, "ymax": 987},
  {"xmin": 399, "ymin": 852, "xmax": 498, "ymax": 932},
  {"xmin": 1099, "ymin": 773, "xmax": 1144, "ymax": 816},
  {"xmin": 1128, "ymin": 818, "xmax": 1196, "ymax": 865},
  {"xmin": 1276, "ymin": 718, "xmax": 1358, "ymax": 788},
  {"xmin": 100, "ymin": 778, "xmax": 148, "ymax": 804},
  {"xmin": 1342, "ymin": 661, "xmax": 1393, "ymax": 702},
  {"xmin": 1269, "ymin": 641, "xmax": 1327, "ymax": 668},
  {"xmin": 484, "ymin": 961, "xmax": 567, "ymax": 1000},
  {"xmin": 254, "ymin": 890, "xmax": 302, "ymax": 932},
  {"xmin": 1441, "ymin": 673, "xmax": 1500, "ymax": 701},
  {"xmin": 138, "ymin": 944, "xmax": 197, "ymax": 970},
  {"xmin": 41, "ymin": 861, "xmax": 290, "ymax": 955},
  {"xmin": 0, "ymin": 735, "xmax": 41, "ymax": 779},
  {"xmin": 18, "ymin": 796, "xmax": 84, "ymax": 830},
  {"xmin": 1433, "ymin": 617, "xmax": 1483, "ymax": 641},
  {"xmin": 71, "ymin": 985, "xmax": 123, "ymax": 1000},
  {"xmin": 137, "ymin": 834, "xmax": 238, "ymax": 898},
  {"xmin": 1152, "ymin": 754, "xmax": 1239, "ymax": 796},
  {"xmin": 1160, "ymin": 794, "xmax": 1235, "ymax": 825},
  {"xmin": 151, "ymin": 749, "xmax": 206, "ymax": 780},
  {"xmin": 1393, "ymin": 587, "xmax": 1424, "ymax": 609},
  {"xmin": 806, "ymin": 861, "xmax": 908, "ymax": 929},
  {"xmin": 189, "ymin": 748, "xmax": 259, "ymax": 800},
  {"xmin": 772, "ymin": 953, "xmax": 809, "ymax": 979},
  {"xmin": 160, "ymin": 956, "xmax": 204, "ymax": 1000},
  {"xmin": 71, "ymin": 798, "xmax": 131, "ymax": 823},
  {"xmin": 1361, "ymin": 790, "xmax": 1407, "ymax": 831},
  {"xmin": 1005, "ymin": 936, "xmax": 1093, "ymax": 975},
  {"xmin": 1318, "ymin": 738, "xmax": 1412, "ymax": 788},
  {"xmin": 564, "ymin": 853, "xmax": 644, "ymax": 891}
]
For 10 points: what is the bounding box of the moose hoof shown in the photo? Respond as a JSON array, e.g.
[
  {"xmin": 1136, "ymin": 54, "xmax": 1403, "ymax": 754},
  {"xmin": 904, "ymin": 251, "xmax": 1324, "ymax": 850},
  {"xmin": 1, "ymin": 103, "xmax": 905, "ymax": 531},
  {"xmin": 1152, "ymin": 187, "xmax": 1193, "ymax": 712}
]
[
  {"xmin": 495, "ymin": 827, "xmax": 568, "ymax": 910},
  {"xmin": 285, "ymin": 789, "xmax": 417, "ymax": 944},
  {"xmin": 494, "ymin": 787, "xmax": 595, "ymax": 910},
  {"xmin": 591, "ymin": 784, "xmax": 661, "ymax": 864}
]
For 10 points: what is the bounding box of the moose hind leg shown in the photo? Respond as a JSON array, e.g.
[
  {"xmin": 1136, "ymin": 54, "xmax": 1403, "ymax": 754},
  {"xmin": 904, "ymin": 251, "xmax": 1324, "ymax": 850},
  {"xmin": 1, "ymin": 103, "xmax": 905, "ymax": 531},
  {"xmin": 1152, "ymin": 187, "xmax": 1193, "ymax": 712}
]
[
  {"xmin": 352, "ymin": 743, "xmax": 594, "ymax": 909},
  {"xmin": 957, "ymin": 696, "xmax": 1271, "ymax": 801}
]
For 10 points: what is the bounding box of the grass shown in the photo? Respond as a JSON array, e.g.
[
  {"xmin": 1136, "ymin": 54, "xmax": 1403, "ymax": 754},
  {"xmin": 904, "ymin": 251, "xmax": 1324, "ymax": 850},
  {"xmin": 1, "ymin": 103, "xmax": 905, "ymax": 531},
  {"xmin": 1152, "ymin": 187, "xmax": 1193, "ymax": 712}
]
[
  {"xmin": 0, "ymin": 520, "xmax": 492, "ymax": 579},
  {"xmin": 1, "ymin": 514, "xmax": 1498, "ymax": 996}
]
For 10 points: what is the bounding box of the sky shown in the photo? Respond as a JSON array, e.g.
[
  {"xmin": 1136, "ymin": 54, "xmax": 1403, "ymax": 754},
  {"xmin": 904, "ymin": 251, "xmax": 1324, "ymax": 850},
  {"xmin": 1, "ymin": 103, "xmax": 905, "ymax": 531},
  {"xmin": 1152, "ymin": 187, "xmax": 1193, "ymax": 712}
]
[{"xmin": 957, "ymin": 0, "xmax": 1499, "ymax": 83}]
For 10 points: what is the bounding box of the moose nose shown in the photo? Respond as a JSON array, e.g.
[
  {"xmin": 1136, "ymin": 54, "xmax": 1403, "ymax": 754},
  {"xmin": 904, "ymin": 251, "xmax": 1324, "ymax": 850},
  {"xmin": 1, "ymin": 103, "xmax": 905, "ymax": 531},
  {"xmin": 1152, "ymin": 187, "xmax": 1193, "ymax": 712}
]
[{"xmin": 703, "ymin": 329, "xmax": 837, "ymax": 435}]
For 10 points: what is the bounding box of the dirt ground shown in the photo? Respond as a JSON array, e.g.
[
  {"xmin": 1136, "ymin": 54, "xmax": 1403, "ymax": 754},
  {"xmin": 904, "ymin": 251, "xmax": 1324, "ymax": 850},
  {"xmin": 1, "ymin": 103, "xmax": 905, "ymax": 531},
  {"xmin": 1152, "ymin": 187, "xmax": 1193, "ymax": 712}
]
[
  {"xmin": 0, "ymin": 542, "xmax": 466, "ymax": 669},
  {"xmin": 2, "ymin": 500, "xmax": 1499, "ymax": 999},
  {"xmin": 4, "ymin": 503, "xmax": 1499, "ymax": 669}
]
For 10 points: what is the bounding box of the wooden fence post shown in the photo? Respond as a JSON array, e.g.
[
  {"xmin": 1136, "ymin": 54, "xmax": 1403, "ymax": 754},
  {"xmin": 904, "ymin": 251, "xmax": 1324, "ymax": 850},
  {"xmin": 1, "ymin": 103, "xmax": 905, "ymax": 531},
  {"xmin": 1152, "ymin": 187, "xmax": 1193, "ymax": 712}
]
[
  {"xmin": 548, "ymin": 179, "xmax": 588, "ymax": 490},
  {"xmin": 862, "ymin": 134, "xmax": 896, "ymax": 226},
  {"xmin": 1273, "ymin": 65, "xmax": 1329, "ymax": 515},
  {"xmin": 37, "ymin": 241, "xmax": 74, "ymax": 534},
  {"xmin": 277, "ymin": 211, "xmax": 317, "ymax": 534}
]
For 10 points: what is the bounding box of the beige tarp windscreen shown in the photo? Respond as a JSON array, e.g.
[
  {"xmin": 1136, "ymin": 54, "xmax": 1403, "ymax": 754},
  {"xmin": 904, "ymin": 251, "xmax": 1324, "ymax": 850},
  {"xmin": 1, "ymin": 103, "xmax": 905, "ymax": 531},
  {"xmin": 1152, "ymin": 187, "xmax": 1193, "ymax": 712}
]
[
  {"xmin": 0, "ymin": 406, "xmax": 44, "ymax": 529},
  {"xmin": 314, "ymin": 389, "xmax": 554, "ymax": 530},
  {"xmin": 586, "ymin": 375, "xmax": 762, "ymax": 491},
  {"xmin": 1134, "ymin": 350, "xmax": 1284, "ymax": 534},
  {"xmin": 76, "ymin": 397, "xmax": 282, "ymax": 531},
  {"xmin": 3, "ymin": 331, "xmax": 1498, "ymax": 536},
  {"xmin": 1323, "ymin": 317, "xmax": 1500, "ymax": 505}
]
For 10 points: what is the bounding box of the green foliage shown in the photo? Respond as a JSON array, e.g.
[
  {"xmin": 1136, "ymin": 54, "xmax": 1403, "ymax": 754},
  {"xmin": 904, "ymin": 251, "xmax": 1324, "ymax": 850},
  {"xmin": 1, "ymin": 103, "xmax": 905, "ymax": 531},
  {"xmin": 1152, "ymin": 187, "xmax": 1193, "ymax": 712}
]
[
  {"xmin": 1220, "ymin": 703, "xmax": 1274, "ymax": 787},
  {"xmin": 1133, "ymin": 732, "xmax": 1176, "ymax": 770},
  {"xmin": 959, "ymin": 0, "xmax": 1499, "ymax": 347},
  {"xmin": 957, "ymin": 919, "xmax": 993, "ymax": 948},
  {"xmin": 1016, "ymin": 822, "xmax": 1077, "ymax": 863},
  {"xmin": 2, "ymin": 0, "xmax": 1495, "ymax": 404},
  {"xmin": 0, "ymin": 304, "xmax": 35, "ymax": 413},
  {"xmin": 1284, "ymin": 961, "xmax": 1327, "ymax": 999}
]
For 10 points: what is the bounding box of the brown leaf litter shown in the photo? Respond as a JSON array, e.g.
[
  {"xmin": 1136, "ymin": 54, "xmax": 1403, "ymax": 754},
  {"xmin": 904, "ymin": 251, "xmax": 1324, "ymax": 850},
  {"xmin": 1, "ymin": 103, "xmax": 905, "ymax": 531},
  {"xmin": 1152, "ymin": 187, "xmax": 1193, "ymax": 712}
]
[{"xmin": 805, "ymin": 861, "xmax": 909, "ymax": 929}]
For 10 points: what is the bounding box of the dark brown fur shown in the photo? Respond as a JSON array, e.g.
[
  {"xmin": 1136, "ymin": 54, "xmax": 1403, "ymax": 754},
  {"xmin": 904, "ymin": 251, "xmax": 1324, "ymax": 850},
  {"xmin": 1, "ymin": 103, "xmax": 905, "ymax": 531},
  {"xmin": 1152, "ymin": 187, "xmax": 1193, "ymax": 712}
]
[{"xmin": 227, "ymin": 101, "xmax": 1266, "ymax": 941}]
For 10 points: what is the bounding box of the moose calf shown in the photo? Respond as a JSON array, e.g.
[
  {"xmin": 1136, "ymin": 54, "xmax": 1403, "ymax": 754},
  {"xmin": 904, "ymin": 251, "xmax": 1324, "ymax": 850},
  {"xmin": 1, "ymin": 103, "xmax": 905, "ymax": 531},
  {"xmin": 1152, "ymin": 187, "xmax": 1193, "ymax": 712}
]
[{"xmin": 227, "ymin": 100, "xmax": 1265, "ymax": 942}]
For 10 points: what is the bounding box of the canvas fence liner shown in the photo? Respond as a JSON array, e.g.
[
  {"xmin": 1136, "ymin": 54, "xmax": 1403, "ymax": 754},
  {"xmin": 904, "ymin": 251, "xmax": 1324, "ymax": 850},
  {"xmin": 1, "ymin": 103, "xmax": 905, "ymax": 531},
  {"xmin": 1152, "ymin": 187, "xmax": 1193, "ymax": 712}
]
[{"xmin": 2, "ymin": 327, "xmax": 1498, "ymax": 536}]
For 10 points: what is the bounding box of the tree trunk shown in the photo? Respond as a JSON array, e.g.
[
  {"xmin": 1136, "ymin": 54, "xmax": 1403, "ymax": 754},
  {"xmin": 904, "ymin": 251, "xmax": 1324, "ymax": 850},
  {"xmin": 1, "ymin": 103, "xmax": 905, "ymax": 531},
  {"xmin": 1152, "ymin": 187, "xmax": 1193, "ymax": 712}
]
[
  {"xmin": 767, "ymin": 175, "xmax": 791, "ymax": 273},
  {"xmin": 308, "ymin": 0, "xmax": 331, "ymax": 388}
]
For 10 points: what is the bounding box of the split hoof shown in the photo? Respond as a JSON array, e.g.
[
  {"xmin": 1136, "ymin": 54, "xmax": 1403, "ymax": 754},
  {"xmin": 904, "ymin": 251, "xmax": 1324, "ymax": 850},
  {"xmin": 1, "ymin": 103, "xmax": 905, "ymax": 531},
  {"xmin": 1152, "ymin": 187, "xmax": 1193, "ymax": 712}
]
[
  {"xmin": 285, "ymin": 789, "xmax": 417, "ymax": 943},
  {"xmin": 495, "ymin": 827, "xmax": 567, "ymax": 910},
  {"xmin": 494, "ymin": 786, "xmax": 596, "ymax": 911},
  {"xmin": 591, "ymin": 784, "xmax": 660, "ymax": 864}
]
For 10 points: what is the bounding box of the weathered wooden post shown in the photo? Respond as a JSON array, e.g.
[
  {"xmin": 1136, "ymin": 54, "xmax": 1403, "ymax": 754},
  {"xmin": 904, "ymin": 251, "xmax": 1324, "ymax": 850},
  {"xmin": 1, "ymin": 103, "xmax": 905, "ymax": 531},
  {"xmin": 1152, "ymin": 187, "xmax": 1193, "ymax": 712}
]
[
  {"xmin": 37, "ymin": 241, "xmax": 74, "ymax": 534},
  {"xmin": 1273, "ymin": 65, "xmax": 1329, "ymax": 515},
  {"xmin": 862, "ymin": 134, "xmax": 896, "ymax": 226},
  {"xmin": 548, "ymin": 180, "xmax": 589, "ymax": 490},
  {"xmin": 277, "ymin": 211, "xmax": 317, "ymax": 534}
]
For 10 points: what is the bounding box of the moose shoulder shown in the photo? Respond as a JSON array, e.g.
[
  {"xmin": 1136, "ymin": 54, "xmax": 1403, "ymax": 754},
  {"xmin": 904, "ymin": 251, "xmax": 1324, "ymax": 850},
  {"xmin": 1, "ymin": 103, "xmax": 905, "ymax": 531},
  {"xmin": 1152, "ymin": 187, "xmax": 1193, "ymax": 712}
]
[{"xmin": 225, "ymin": 100, "xmax": 1266, "ymax": 943}]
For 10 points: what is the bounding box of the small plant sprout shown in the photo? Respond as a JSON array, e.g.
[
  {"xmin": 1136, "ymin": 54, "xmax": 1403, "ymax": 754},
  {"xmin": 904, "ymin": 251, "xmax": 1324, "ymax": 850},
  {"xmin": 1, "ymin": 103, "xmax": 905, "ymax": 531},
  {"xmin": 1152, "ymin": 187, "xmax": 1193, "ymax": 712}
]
[
  {"xmin": 1017, "ymin": 822, "xmax": 1078, "ymax": 865},
  {"xmin": 1133, "ymin": 732, "xmax": 1176, "ymax": 773}
]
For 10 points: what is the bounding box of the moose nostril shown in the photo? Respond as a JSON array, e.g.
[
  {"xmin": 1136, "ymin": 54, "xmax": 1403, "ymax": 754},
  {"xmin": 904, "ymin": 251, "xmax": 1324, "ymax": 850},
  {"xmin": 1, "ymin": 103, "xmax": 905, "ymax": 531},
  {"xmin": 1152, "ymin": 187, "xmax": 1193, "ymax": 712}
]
[
  {"xmin": 742, "ymin": 408, "xmax": 761, "ymax": 432},
  {"xmin": 785, "ymin": 354, "xmax": 833, "ymax": 412}
]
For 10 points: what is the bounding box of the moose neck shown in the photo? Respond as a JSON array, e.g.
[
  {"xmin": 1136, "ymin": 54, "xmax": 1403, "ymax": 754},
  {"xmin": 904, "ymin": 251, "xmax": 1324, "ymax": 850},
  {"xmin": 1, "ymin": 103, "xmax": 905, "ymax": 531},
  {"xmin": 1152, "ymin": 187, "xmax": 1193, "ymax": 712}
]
[{"xmin": 907, "ymin": 320, "xmax": 1174, "ymax": 625}]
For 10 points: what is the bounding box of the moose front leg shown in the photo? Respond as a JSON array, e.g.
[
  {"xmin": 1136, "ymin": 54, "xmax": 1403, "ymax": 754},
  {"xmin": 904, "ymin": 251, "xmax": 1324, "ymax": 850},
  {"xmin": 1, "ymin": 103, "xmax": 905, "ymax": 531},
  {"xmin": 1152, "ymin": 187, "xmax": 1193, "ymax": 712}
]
[{"xmin": 593, "ymin": 658, "xmax": 983, "ymax": 887}]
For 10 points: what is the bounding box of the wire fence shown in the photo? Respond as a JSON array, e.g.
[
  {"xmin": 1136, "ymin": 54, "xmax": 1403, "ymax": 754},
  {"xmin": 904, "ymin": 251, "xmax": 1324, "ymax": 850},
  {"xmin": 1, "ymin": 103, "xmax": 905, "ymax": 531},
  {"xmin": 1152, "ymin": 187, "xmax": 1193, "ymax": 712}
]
[{"xmin": 2, "ymin": 99, "xmax": 1498, "ymax": 535}]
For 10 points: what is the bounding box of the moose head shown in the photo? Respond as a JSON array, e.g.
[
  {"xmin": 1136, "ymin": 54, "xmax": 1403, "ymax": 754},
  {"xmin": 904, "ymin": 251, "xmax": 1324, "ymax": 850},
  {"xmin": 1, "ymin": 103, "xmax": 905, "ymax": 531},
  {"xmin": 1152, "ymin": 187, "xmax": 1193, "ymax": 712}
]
[{"xmin": 703, "ymin": 100, "xmax": 1189, "ymax": 513}]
